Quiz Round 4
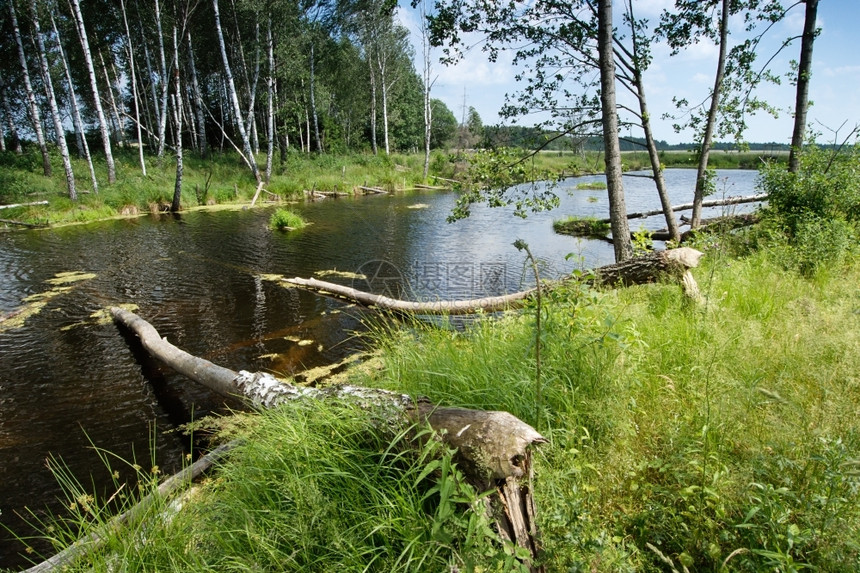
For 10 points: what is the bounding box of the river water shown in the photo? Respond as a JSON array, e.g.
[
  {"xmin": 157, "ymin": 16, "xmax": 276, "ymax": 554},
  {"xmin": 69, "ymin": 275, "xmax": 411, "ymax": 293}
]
[{"xmin": 0, "ymin": 168, "xmax": 759, "ymax": 567}]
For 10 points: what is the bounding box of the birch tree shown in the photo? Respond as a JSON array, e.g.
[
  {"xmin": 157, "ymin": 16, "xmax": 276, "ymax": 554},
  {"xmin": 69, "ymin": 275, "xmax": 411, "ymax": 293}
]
[
  {"xmin": 119, "ymin": 0, "xmax": 146, "ymax": 175},
  {"xmin": 212, "ymin": 0, "xmax": 260, "ymax": 182},
  {"xmin": 186, "ymin": 30, "xmax": 207, "ymax": 159},
  {"xmin": 49, "ymin": 9, "xmax": 98, "ymax": 192},
  {"xmin": 69, "ymin": 0, "xmax": 116, "ymax": 183},
  {"xmin": 170, "ymin": 23, "xmax": 183, "ymax": 212},
  {"xmin": 596, "ymin": 0, "xmax": 632, "ymax": 261},
  {"xmin": 9, "ymin": 0, "xmax": 52, "ymax": 177},
  {"xmin": 29, "ymin": 0, "xmax": 76, "ymax": 199},
  {"xmin": 788, "ymin": 0, "xmax": 819, "ymax": 173}
]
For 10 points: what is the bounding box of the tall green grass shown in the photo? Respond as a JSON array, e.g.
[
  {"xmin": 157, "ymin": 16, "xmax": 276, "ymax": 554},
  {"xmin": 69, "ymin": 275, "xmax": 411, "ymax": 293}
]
[{"xmin": 362, "ymin": 244, "xmax": 860, "ymax": 571}]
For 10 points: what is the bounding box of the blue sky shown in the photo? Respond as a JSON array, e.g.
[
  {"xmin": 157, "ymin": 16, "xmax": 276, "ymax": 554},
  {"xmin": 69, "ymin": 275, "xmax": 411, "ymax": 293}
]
[{"xmin": 399, "ymin": 0, "xmax": 860, "ymax": 144}]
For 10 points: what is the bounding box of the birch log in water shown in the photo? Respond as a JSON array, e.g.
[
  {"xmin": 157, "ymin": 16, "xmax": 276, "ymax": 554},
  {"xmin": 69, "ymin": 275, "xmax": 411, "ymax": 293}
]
[
  {"xmin": 284, "ymin": 247, "xmax": 705, "ymax": 312},
  {"xmin": 109, "ymin": 307, "xmax": 547, "ymax": 571}
]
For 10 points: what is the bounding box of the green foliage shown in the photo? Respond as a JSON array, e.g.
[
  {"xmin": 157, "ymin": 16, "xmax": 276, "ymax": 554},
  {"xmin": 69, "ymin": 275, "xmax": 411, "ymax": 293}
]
[
  {"xmin": 269, "ymin": 208, "xmax": 307, "ymax": 231},
  {"xmin": 758, "ymin": 143, "xmax": 860, "ymax": 276},
  {"xmin": 631, "ymin": 227, "xmax": 654, "ymax": 255},
  {"xmin": 449, "ymin": 148, "xmax": 559, "ymax": 222}
]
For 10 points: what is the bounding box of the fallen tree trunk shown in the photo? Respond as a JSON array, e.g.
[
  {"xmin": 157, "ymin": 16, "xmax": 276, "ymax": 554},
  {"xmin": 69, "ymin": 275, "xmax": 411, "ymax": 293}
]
[
  {"xmin": 284, "ymin": 247, "xmax": 704, "ymax": 313},
  {"xmin": 592, "ymin": 248, "xmax": 704, "ymax": 299},
  {"xmin": 284, "ymin": 276, "xmax": 537, "ymax": 314},
  {"xmin": 0, "ymin": 200, "xmax": 49, "ymax": 210},
  {"xmin": 596, "ymin": 193, "xmax": 767, "ymax": 223},
  {"xmin": 109, "ymin": 307, "xmax": 547, "ymax": 571}
]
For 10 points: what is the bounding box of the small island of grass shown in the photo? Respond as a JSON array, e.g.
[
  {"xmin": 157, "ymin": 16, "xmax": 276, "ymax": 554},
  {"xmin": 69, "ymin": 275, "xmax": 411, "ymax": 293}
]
[
  {"xmin": 269, "ymin": 208, "xmax": 307, "ymax": 231},
  {"xmin": 553, "ymin": 216, "xmax": 610, "ymax": 238}
]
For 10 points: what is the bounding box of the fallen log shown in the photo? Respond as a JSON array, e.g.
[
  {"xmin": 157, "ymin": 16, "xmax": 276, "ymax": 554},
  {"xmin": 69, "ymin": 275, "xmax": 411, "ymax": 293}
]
[
  {"xmin": 592, "ymin": 193, "xmax": 767, "ymax": 223},
  {"xmin": 0, "ymin": 200, "xmax": 49, "ymax": 210},
  {"xmin": 284, "ymin": 276, "xmax": 536, "ymax": 315},
  {"xmin": 109, "ymin": 307, "xmax": 547, "ymax": 570},
  {"xmin": 0, "ymin": 218, "xmax": 48, "ymax": 228},
  {"xmin": 357, "ymin": 185, "xmax": 387, "ymax": 194},
  {"xmin": 592, "ymin": 247, "xmax": 704, "ymax": 299},
  {"xmin": 284, "ymin": 247, "xmax": 705, "ymax": 313},
  {"xmin": 24, "ymin": 441, "xmax": 239, "ymax": 573}
]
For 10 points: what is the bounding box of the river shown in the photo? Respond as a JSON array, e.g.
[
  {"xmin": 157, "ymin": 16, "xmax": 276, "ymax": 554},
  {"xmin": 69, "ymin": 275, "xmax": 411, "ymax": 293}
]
[{"xmin": 0, "ymin": 168, "xmax": 760, "ymax": 568}]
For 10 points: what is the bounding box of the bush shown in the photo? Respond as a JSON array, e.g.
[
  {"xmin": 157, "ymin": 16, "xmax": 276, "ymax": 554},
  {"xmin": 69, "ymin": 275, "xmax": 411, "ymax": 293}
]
[{"xmin": 269, "ymin": 208, "xmax": 307, "ymax": 231}]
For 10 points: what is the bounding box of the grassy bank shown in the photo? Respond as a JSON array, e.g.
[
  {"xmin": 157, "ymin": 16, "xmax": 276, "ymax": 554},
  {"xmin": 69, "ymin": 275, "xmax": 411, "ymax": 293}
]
[
  {"xmin": 1, "ymin": 146, "xmax": 782, "ymax": 229},
  {"xmin": 0, "ymin": 148, "xmax": 451, "ymax": 228},
  {"xmin": 14, "ymin": 234, "xmax": 859, "ymax": 572}
]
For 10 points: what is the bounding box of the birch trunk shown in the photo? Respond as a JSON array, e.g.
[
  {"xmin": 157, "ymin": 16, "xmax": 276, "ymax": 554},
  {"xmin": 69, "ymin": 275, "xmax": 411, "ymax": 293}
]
[
  {"xmin": 9, "ymin": 0, "xmax": 52, "ymax": 177},
  {"xmin": 70, "ymin": 0, "xmax": 116, "ymax": 183},
  {"xmin": 187, "ymin": 31, "xmax": 207, "ymax": 158},
  {"xmin": 29, "ymin": 0, "xmax": 76, "ymax": 199},
  {"xmin": 620, "ymin": 1, "xmax": 679, "ymax": 242},
  {"xmin": 154, "ymin": 0, "xmax": 169, "ymax": 160},
  {"xmin": 369, "ymin": 47, "xmax": 378, "ymax": 155},
  {"xmin": 1, "ymin": 84, "xmax": 23, "ymax": 153},
  {"xmin": 788, "ymin": 0, "xmax": 819, "ymax": 174},
  {"xmin": 212, "ymin": 0, "xmax": 260, "ymax": 182},
  {"xmin": 597, "ymin": 0, "xmax": 632, "ymax": 261},
  {"xmin": 690, "ymin": 0, "xmax": 729, "ymax": 228},
  {"xmin": 100, "ymin": 52, "xmax": 126, "ymax": 148},
  {"xmin": 120, "ymin": 0, "xmax": 146, "ymax": 175},
  {"xmin": 309, "ymin": 43, "xmax": 322, "ymax": 152},
  {"xmin": 420, "ymin": 0, "xmax": 433, "ymax": 180},
  {"xmin": 265, "ymin": 17, "xmax": 274, "ymax": 182},
  {"xmin": 170, "ymin": 25, "xmax": 183, "ymax": 213},
  {"xmin": 50, "ymin": 11, "xmax": 99, "ymax": 192}
]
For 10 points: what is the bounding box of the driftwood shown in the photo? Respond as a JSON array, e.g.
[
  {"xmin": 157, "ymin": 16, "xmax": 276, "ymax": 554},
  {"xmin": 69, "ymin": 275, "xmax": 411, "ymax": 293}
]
[
  {"xmin": 285, "ymin": 247, "xmax": 705, "ymax": 313},
  {"xmin": 595, "ymin": 193, "xmax": 767, "ymax": 224},
  {"xmin": 24, "ymin": 441, "xmax": 239, "ymax": 573},
  {"xmin": 357, "ymin": 185, "xmax": 387, "ymax": 194},
  {"xmin": 108, "ymin": 307, "xmax": 547, "ymax": 571},
  {"xmin": 284, "ymin": 276, "xmax": 537, "ymax": 314},
  {"xmin": 0, "ymin": 200, "xmax": 49, "ymax": 210}
]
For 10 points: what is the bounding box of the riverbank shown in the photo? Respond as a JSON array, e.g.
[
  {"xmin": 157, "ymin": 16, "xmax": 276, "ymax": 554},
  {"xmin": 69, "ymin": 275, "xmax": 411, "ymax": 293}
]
[
  {"xmin": 15, "ymin": 231, "xmax": 859, "ymax": 572},
  {"xmin": 1, "ymin": 147, "xmax": 783, "ymax": 229}
]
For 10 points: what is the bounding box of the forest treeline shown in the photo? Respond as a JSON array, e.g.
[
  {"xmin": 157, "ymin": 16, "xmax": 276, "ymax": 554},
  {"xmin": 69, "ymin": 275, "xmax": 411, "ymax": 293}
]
[{"xmin": 0, "ymin": 0, "xmax": 471, "ymax": 192}]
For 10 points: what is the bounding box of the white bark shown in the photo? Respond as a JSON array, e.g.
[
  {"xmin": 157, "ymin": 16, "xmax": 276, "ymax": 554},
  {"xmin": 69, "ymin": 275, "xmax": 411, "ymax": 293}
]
[
  {"xmin": 691, "ymin": 0, "xmax": 729, "ymax": 228},
  {"xmin": 100, "ymin": 52, "xmax": 126, "ymax": 148},
  {"xmin": 9, "ymin": 0, "xmax": 51, "ymax": 177},
  {"xmin": 187, "ymin": 31, "xmax": 207, "ymax": 158},
  {"xmin": 265, "ymin": 17, "xmax": 274, "ymax": 182},
  {"xmin": 29, "ymin": 0, "xmax": 76, "ymax": 199},
  {"xmin": 69, "ymin": 0, "xmax": 116, "ymax": 183},
  {"xmin": 120, "ymin": 0, "xmax": 146, "ymax": 175},
  {"xmin": 154, "ymin": 0, "xmax": 169, "ymax": 159},
  {"xmin": 170, "ymin": 25, "xmax": 183, "ymax": 213},
  {"xmin": 50, "ymin": 11, "xmax": 98, "ymax": 192},
  {"xmin": 212, "ymin": 0, "xmax": 260, "ymax": 182},
  {"xmin": 597, "ymin": 0, "xmax": 632, "ymax": 261}
]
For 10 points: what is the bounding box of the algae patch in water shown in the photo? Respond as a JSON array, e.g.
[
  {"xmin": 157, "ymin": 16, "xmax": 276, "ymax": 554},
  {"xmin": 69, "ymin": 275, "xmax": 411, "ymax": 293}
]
[
  {"xmin": 258, "ymin": 273, "xmax": 285, "ymax": 282},
  {"xmin": 314, "ymin": 269, "xmax": 367, "ymax": 280},
  {"xmin": 45, "ymin": 271, "xmax": 97, "ymax": 285},
  {"xmin": 0, "ymin": 272, "xmax": 97, "ymax": 332},
  {"xmin": 60, "ymin": 304, "xmax": 142, "ymax": 331}
]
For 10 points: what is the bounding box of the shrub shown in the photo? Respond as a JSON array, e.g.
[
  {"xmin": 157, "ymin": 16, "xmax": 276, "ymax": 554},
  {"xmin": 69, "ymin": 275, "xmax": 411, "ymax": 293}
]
[{"xmin": 269, "ymin": 208, "xmax": 307, "ymax": 231}]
